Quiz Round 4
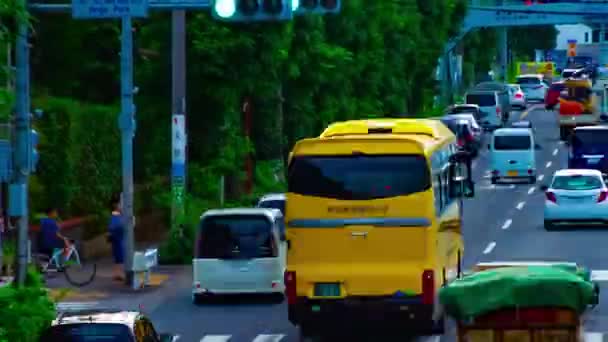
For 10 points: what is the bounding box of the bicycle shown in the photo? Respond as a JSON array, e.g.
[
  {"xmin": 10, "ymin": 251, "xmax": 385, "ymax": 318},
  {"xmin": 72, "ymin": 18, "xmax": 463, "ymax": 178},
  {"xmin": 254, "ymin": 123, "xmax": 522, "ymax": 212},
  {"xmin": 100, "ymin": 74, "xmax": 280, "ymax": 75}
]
[{"xmin": 32, "ymin": 239, "xmax": 97, "ymax": 287}]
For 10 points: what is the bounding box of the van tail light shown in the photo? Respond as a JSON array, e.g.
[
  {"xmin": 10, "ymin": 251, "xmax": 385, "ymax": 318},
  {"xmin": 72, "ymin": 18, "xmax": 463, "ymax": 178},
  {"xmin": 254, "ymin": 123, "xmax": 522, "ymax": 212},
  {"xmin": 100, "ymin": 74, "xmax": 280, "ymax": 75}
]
[
  {"xmin": 546, "ymin": 191, "xmax": 557, "ymax": 203},
  {"xmin": 496, "ymin": 107, "xmax": 501, "ymax": 117},
  {"xmin": 457, "ymin": 139, "xmax": 464, "ymax": 147},
  {"xmin": 285, "ymin": 271, "xmax": 297, "ymax": 305},
  {"xmin": 422, "ymin": 270, "xmax": 435, "ymax": 305},
  {"xmin": 515, "ymin": 93, "xmax": 523, "ymax": 98},
  {"xmin": 598, "ymin": 190, "xmax": 608, "ymax": 203}
]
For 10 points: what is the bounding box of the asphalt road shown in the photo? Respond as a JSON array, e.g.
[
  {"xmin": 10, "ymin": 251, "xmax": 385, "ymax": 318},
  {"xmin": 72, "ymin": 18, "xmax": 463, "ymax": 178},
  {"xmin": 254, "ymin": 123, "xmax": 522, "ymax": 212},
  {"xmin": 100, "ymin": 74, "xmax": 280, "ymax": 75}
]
[{"xmin": 148, "ymin": 105, "xmax": 608, "ymax": 342}]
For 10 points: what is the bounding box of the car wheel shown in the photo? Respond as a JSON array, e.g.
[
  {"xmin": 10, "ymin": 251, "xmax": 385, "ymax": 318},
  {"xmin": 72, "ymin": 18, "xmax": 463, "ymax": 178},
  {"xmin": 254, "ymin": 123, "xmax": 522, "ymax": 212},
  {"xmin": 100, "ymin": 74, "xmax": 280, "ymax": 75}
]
[
  {"xmin": 559, "ymin": 127, "xmax": 567, "ymax": 140},
  {"xmin": 299, "ymin": 325, "xmax": 323, "ymax": 342},
  {"xmin": 544, "ymin": 220, "xmax": 556, "ymax": 231},
  {"xmin": 491, "ymin": 177, "xmax": 498, "ymax": 184},
  {"xmin": 192, "ymin": 293, "xmax": 205, "ymax": 305}
]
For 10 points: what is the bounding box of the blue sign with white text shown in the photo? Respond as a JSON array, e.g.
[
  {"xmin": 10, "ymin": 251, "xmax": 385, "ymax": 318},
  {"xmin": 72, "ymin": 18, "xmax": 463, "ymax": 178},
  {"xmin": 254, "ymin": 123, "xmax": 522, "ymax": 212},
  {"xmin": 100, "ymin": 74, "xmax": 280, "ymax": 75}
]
[{"xmin": 72, "ymin": 0, "xmax": 149, "ymax": 18}]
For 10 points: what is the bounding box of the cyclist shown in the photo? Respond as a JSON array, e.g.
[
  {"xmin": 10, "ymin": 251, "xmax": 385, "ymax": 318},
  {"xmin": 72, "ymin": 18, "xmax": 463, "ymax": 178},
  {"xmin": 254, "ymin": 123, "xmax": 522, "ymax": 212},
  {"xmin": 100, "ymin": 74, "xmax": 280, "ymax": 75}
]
[{"xmin": 38, "ymin": 207, "xmax": 70, "ymax": 264}]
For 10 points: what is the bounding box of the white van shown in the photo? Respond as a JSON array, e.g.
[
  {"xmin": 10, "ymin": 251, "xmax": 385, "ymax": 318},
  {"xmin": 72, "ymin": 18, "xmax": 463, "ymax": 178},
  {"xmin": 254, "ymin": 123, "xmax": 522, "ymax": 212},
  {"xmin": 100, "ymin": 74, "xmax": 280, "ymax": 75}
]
[
  {"xmin": 192, "ymin": 208, "xmax": 286, "ymax": 303},
  {"xmin": 489, "ymin": 128, "xmax": 537, "ymax": 184},
  {"xmin": 465, "ymin": 91, "xmax": 504, "ymax": 129}
]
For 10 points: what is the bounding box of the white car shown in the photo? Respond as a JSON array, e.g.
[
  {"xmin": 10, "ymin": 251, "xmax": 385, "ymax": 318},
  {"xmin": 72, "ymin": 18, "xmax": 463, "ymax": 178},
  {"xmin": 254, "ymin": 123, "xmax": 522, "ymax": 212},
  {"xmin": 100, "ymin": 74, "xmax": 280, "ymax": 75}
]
[
  {"xmin": 257, "ymin": 193, "xmax": 285, "ymax": 215},
  {"xmin": 516, "ymin": 74, "xmax": 548, "ymax": 102},
  {"xmin": 542, "ymin": 169, "xmax": 608, "ymax": 230},
  {"xmin": 507, "ymin": 84, "xmax": 526, "ymax": 109}
]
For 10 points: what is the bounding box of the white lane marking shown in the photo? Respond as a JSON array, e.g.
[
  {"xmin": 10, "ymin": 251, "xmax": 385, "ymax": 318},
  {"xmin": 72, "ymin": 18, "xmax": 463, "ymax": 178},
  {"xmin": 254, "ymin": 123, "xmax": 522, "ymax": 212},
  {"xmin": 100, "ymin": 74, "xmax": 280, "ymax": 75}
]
[
  {"xmin": 546, "ymin": 161, "xmax": 552, "ymax": 168},
  {"xmin": 528, "ymin": 187, "xmax": 535, "ymax": 194},
  {"xmin": 483, "ymin": 242, "xmax": 496, "ymax": 254},
  {"xmin": 538, "ymin": 174, "xmax": 544, "ymax": 181},
  {"xmin": 422, "ymin": 337, "xmax": 441, "ymax": 342},
  {"xmin": 173, "ymin": 336, "xmax": 181, "ymax": 341},
  {"xmin": 200, "ymin": 336, "xmax": 232, "ymax": 342},
  {"xmin": 509, "ymin": 184, "xmax": 515, "ymax": 189},
  {"xmin": 483, "ymin": 174, "xmax": 491, "ymax": 178},
  {"xmin": 516, "ymin": 201, "xmax": 525, "ymax": 210},
  {"xmin": 591, "ymin": 270, "xmax": 608, "ymax": 281},
  {"xmin": 552, "ymin": 148, "xmax": 558, "ymax": 156},
  {"xmin": 252, "ymin": 335, "xmax": 286, "ymax": 342},
  {"xmin": 584, "ymin": 332, "xmax": 603, "ymax": 342},
  {"xmin": 501, "ymin": 219, "xmax": 512, "ymax": 230}
]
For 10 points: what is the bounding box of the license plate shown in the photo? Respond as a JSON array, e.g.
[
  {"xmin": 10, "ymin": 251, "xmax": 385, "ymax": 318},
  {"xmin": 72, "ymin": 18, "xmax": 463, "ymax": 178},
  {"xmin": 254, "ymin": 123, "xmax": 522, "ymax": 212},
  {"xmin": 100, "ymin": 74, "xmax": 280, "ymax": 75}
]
[
  {"xmin": 507, "ymin": 170, "xmax": 518, "ymax": 176},
  {"xmin": 314, "ymin": 283, "xmax": 341, "ymax": 297}
]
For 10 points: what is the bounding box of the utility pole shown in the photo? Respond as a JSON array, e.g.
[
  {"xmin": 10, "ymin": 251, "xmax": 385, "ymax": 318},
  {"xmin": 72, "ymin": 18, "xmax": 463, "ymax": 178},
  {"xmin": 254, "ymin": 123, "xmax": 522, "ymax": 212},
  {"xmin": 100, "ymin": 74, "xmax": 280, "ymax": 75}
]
[
  {"xmin": 171, "ymin": 10, "xmax": 187, "ymax": 233},
  {"xmin": 13, "ymin": 0, "xmax": 31, "ymax": 286},
  {"xmin": 119, "ymin": 16, "xmax": 136, "ymax": 286}
]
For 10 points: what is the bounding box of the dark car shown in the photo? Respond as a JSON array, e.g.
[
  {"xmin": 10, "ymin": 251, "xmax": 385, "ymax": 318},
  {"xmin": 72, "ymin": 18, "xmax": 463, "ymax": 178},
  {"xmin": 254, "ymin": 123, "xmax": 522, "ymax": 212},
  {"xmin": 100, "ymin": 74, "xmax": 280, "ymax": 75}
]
[
  {"xmin": 441, "ymin": 118, "xmax": 480, "ymax": 158},
  {"xmin": 568, "ymin": 126, "xmax": 608, "ymax": 173},
  {"xmin": 445, "ymin": 104, "xmax": 487, "ymax": 122},
  {"xmin": 545, "ymin": 81, "xmax": 565, "ymax": 110}
]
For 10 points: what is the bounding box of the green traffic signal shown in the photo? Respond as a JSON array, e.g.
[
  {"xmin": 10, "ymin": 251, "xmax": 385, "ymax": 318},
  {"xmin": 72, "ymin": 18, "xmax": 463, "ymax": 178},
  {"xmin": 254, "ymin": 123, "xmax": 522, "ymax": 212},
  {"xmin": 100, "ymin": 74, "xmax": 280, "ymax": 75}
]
[{"xmin": 213, "ymin": 0, "xmax": 236, "ymax": 18}]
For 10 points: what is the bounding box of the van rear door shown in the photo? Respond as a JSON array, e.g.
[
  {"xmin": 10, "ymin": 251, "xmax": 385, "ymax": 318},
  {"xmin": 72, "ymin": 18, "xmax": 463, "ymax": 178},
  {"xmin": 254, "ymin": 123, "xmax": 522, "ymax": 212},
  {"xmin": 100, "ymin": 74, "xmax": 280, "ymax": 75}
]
[
  {"xmin": 466, "ymin": 93, "xmax": 499, "ymax": 126},
  {"xmin": 287, "ymin": 145, "xmax": 435, "ymax": 297},
  {"xmin": 491, "ymin": 133, "xmax": 535, "ymax": 176},
  {"xmin": 194, "ymin": 215, "xmax": 282, "ymax": 292}
]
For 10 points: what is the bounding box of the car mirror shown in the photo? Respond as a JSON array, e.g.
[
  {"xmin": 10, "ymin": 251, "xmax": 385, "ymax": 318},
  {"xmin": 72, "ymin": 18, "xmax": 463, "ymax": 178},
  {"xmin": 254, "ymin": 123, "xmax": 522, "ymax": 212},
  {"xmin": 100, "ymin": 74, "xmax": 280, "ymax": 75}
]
[
  {"xmin": 540, "ymin": 184, "xmax": 549, "ymax": 191},
  {"xmin": 159, "ymin": 333, "xmax": 178, "ymax": 342}
]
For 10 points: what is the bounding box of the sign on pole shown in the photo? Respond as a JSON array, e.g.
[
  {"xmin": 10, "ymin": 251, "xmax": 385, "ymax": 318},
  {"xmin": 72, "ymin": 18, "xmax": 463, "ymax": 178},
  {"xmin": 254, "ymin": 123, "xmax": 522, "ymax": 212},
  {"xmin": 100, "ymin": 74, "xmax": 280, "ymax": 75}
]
[
  {"xmin": 171, "ymin": 114, "xmax": 186, "ymax": 222},
  {"xmin": 72, "ymin": 0, "xmax": 150, "ymax": 18},
  {"xmin": 171, "ymin": 114, "xmax": 186, "ymax": 168}
]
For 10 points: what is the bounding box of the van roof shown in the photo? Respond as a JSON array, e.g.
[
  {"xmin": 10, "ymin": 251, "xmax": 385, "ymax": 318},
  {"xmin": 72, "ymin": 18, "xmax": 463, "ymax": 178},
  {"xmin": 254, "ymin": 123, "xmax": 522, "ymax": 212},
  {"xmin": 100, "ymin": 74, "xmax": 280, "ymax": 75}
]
[
  {"xmin": 201, "ymin": 208, "xmax": 283, "ymax": 220},
  {"xmin": 554, "ymin": 169, "xmax": 602, "ymax": 177},
  {"xmin": 258, "ymin": 193, "xmax": 286, "ymax": 202},
  {"xmin": 517, "ymin": 74, "xmax": 543, "ymax": 78},
  {"xmin": 493, "ymin": 128, "xmax": 532, "ymax": 136}
]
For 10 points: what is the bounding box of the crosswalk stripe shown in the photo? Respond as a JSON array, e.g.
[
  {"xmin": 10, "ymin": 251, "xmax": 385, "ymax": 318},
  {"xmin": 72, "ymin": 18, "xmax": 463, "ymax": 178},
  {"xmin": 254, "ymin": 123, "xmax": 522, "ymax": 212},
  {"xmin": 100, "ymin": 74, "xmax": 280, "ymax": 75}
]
[
  {"xmin": 200, "ymin": 336, "xmax": 232, "ymax": 342},
  {"xmin": 585, "ymin": 332, "xmax": 603, "ymax": 342},
  {"xmin": 252, "ymin": 334, "xmax": 285, "ymax": 342},
  {"xmin": 591, "ymin": 270, "xmax": 608, "ymax": 281}
]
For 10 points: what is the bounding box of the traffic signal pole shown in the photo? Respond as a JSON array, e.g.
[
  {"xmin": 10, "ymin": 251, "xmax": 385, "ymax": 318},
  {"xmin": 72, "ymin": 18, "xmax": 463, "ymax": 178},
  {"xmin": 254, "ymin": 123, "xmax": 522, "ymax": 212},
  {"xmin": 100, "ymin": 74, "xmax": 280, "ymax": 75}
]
[{"xmin": 119, "ymin": 16, "xmax": 136, "ymax": 285}]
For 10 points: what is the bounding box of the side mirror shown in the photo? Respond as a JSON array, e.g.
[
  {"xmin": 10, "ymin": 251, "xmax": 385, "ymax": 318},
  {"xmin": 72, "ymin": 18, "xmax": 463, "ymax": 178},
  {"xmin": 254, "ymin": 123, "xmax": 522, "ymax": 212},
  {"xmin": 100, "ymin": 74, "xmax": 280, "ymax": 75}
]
[
  {"xmin": 159, "ymin": 333, "xmax": 178, "ymax": 342},
  {"xmin": 601, "ymin": 114, "xmax": 608, "ymax": 122},
  {"xmin": 540, "ymin": 184, "xmax": 549, "ymax": 191}
]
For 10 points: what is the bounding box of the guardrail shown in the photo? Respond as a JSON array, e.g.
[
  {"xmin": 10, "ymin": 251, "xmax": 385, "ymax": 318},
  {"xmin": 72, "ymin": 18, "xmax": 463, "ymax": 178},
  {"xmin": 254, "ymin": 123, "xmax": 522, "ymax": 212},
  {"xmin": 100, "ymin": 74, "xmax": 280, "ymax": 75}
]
[{"xmin": 132, "ymin": 248, "xmax": 159, "ymax": 290}]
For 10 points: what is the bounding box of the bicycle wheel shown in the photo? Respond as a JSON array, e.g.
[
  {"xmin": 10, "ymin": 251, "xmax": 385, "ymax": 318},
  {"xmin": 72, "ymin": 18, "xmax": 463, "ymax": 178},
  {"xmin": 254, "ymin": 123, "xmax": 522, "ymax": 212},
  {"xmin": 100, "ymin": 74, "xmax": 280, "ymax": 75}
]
[{"xmin": 63, "ymin": 248, "xmax": 97, "ymax": 287}]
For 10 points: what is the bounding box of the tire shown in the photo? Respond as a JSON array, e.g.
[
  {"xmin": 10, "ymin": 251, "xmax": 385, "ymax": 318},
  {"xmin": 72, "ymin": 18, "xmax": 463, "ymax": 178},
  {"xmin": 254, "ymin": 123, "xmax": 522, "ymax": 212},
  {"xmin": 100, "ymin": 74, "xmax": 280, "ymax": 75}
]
[
  {"xmin": 560, "ymin": 127, "xmax": 568, "ymax": 141},
  {"xmin": 544, "ymin": 220, "xmax": 555, "ymax": 231},
  {"xmin": 430, "ymin": 317, "xmax": 446, "ymax": 335},
  {"xmin": 529, "ymin": 176, "xmax": 536, "ymax": 184},
  {"xmin": 193, "ymin": 293, "xmax": 205, "ymax": 305},
  {"xmin": 491, "ymin": 177, "xmax": 498, "ymax": 184},
  {"xmin": 270, "ymin": 292, "xmax": 285, "ymax": 304},
  {"xmin": 63, "ymin": 251, "xmax": 97, "ymax": 287}
]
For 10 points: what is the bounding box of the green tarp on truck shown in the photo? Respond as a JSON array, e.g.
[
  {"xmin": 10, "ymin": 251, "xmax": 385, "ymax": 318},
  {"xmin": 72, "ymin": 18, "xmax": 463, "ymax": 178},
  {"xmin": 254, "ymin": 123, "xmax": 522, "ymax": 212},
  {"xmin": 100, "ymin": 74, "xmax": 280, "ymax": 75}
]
[{"xmin": 439, "ymin": 265, "xmax": 597, "ymax": 320}]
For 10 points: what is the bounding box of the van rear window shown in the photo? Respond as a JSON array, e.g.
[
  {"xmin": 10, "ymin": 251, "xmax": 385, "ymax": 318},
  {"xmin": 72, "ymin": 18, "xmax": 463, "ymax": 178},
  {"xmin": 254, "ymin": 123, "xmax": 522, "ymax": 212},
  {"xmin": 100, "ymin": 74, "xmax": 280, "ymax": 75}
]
[
  {"xmin": 197, "ymin": 215, "xmax": 275, "ymax": 259},
  {"xmin": 288, "ymin": 154, "xmax": 431, "ymax": 200},
  {"xmin": 40, "ymin": 323, "xmax": 134, "ymax": 341},
  {"xmin": 572, "ymin": 130, "xmax": 608, "ymax": 153},
  {"xmin": 493, "ymin": 135, "xmax": 531, "ymax": 150},
  {"xmin": 466, "ymin": 94, "xmax": 496, "ymax": 106},
  {"xmin": 517, "ymin": 77, "xmax": 541, "ymax": 85}
]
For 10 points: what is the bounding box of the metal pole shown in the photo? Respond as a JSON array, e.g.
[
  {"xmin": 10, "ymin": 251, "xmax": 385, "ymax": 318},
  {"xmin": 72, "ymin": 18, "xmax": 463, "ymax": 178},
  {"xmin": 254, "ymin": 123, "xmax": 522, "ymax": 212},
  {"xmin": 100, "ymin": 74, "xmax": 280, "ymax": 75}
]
[
  {"xmin": 498, "ymin": 27, "xmax": 508, "ymax": 82},
  {"xmin": 171, "ymin": 10, "xmax": 186, "ymax": 233},
  {"xmin": 14, "ymin": 0, "xmax": 30, "ymax": 286},
  {"xmin": 119, "ymin": 16, "xmax": 135, "ymax": 286}
]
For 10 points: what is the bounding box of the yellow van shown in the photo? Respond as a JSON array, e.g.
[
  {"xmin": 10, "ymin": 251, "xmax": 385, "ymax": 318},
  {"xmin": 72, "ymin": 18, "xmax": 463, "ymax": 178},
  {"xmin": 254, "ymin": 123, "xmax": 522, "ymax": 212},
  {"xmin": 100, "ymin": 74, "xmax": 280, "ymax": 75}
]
[{"xmin": 284, "ymin": 118, "xmax": 475, "ymax": 339}]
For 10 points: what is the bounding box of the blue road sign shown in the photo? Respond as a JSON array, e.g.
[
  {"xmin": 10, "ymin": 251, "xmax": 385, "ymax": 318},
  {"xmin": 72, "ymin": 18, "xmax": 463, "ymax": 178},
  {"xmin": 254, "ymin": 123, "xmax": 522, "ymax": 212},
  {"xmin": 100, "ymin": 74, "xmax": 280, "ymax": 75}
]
[{"xmin": 72, "ymin": 0, "xmax": 149, "ymax": 18}]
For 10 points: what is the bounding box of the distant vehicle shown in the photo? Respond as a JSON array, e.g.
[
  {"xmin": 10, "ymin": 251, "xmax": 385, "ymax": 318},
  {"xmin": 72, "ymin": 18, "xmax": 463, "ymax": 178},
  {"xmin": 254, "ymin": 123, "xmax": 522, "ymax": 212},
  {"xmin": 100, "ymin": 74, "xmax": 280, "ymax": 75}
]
[
  {"xmin": 40, "ymin": 305, "xmax": 178, "ymax": 342},
  {"xmin": 558, "ymin": 78, "xmax": 599, "ymax": 140},
  {"xmin": 440, "ymin": 117, "xmax": 481, "ymax": 158},
  {"xmin": 562, "ymin": 68, "xmax": 584, "ymax": 79},
  {"xmin": 193, "ymin": 208, "xmax": 286, "ymax": 303},
  {"xmin": 545, "ymin": 81, "xmax": 565, "ymax": 110},
  {"xmin": 465, "ymin": 91, "xmax": 506, "ymax": 129},
  {"xmin": 507, "ymin": 84, "xmax": 527, "ymax": 109},
  {"xmin": 257, "ymin": 193, "xmax": 285, "ymax": 215},
  {"xmin": 542, "ymin": 169, "xmax": 608, "ymax": 231},
  {"xmin": 489, "ymin": 128, "xmax": 537, "ymax": 184},
  {"xmin": 445, "ymin": 104, "xmax": 487, "ymax": 122},
  {"xmin": 516, "ymin": 74, "xmax": 549, "ymax": 102},
  {"xmin": 568, "ymin": 126, "xmax": 608, "ymax": 173}
]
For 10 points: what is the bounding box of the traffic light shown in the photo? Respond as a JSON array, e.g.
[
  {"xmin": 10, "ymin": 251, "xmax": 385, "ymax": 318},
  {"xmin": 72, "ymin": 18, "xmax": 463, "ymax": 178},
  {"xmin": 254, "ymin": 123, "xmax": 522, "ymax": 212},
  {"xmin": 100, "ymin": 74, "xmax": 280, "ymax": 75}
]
[
  {"xmin": 27, "ymin": 129, "xmax": 39, "ymax": 173},
  {"xmin": 293, "ymin": 0, "xmax": 340, "ymax": 15},
  {"xmin": 211, "ymin": 0, "xmax": 293, "ymax": 22}
]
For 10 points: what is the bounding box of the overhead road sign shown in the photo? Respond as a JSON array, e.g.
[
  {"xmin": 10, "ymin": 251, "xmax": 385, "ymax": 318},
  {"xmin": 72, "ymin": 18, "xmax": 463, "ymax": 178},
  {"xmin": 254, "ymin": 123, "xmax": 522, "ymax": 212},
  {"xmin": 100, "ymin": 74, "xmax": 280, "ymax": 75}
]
[
  {"xmin": 71, "ymin": 0, "xmax": 149, "ymax": 18},
  {"xmin": 32, "ymin": 0, "xmax": 210, "ymax": 11},
  {"xmin": 149, "ymin": 0, "xmax": 210, "ymax": 9}
]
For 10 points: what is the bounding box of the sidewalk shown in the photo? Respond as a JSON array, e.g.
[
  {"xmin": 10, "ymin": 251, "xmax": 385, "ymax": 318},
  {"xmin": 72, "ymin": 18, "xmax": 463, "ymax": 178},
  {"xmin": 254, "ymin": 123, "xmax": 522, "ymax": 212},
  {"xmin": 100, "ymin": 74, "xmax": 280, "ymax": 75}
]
[{"xmin": 46, "ymin": 258, "xmax": 191, "ymax": 312}]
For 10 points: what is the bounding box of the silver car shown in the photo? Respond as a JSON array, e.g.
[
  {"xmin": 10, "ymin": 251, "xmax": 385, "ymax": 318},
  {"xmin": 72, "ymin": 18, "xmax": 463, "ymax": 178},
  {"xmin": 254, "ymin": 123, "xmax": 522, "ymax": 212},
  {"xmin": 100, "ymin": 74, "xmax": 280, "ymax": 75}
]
[
  {"xmin": 516, "ymin": 74, "xmax": 548, "ymax": 102},
  {"xmin": 507, "ymin": 84, "xmax": 526, "ymax": 109},
  {"xmin": 542, "ymin": 169, "xmax": 608, "ymax": 230}
]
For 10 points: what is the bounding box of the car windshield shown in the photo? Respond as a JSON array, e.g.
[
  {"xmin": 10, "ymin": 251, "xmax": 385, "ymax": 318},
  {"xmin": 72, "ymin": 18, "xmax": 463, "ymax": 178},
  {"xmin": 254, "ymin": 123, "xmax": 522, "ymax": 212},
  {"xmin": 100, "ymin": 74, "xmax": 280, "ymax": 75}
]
[
  {"xmin": 448, "ymin": 106, "xmax": 477, "ymax": 114},
  {"xmin": 571, "ymin": 130, "xmax": 608, "ymax": 154},
  {"xmin": 552, "ymin": 175, "xmax": 602, "ymax": 191},
  {"xmin": 197, "ymin": 215, "xmax": 275, "ymax": 259},
  {"xmin": 517, "ymin": 77, "xmax": 541, "ymax": 86},
  {"xmin": 258, "ymin": 199, "xmax": 285, "ymax": 215},
  {"xmin": 466, "ymin": 93, "xmax": 496, "ymax": 106},
  {"xmin": 39, "ymin": 323, "xmax": 134, "ymax": 341},
  {"xmin": 493, "ymin": 135, "xmax": 531, "ymax": 150},
  {"xmin": 288, "ymin": 154, "xmax": 431, "ymax": 200}
]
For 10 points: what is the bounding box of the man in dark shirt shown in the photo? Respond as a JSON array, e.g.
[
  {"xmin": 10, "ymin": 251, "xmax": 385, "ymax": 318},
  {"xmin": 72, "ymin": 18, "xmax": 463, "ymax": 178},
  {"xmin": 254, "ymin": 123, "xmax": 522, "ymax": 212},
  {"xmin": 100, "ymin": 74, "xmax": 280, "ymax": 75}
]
[{"xmin": 39, "ymin": 207, "xmax": 68, "ymax": 258}]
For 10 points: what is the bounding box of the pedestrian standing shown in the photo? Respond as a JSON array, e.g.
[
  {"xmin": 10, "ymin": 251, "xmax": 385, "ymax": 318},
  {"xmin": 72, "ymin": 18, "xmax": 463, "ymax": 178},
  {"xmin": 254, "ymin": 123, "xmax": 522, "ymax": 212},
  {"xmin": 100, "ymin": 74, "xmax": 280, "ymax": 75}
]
[{"xmin": 108, "ymin": 198, "xmax": 125, "ymax": 281}]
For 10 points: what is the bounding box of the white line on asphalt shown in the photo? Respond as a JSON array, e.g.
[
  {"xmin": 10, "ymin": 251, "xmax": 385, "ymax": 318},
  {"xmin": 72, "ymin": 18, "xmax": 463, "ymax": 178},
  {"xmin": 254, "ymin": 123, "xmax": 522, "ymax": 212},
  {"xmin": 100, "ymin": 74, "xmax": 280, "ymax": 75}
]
[
  {"xmin": 200, "ymin": 336, "xmax": 232, "ymax": 342},
  {"xmin": 552, "ymin": 148, "xmax": 558, "ymax": 156},
  {"xmin": 421, "ymin": 337, "xmax": 441, "ymax": 342},
  {"xmin": 173, "ymin": 335, "xmax": 181, "ymax": 341},
  {"xmin": 538, "ymin": 174, "xmax": 544, "ymax": 181},
  {"xmin": 483, "ymin": 242, "xmax": 496, "ymax": 254},
  {"xmin": 252, "ymin": 335, "xmax": 286, "ymax": 342},
  {"xmin": 501, "ymin": 219, "xmax": 512, "ymax": 230},
  {"xmin": 483, "ymin": 174, "xmax": 491, "ymax": 178},
  {"xmin": 509, "ymin": 184, "xmax": 515, "ymax": 189},
  {"xmin": 546, "ymin": 161, "xmax": 552, "ymax": 168},
  {"xmin": 516, "ymin": 201, "xmax": 525, "ymax": 210},
  {"xmin": 528, "ymin": 187, "xmax": 535, "ymax": 194},
  {"xmin": 591, "ymin": 270, "xmax": 608, "ymax": 281},
  {"xmin": 584, "ymin": 332, "xmax": 603, "ymax": 342}
]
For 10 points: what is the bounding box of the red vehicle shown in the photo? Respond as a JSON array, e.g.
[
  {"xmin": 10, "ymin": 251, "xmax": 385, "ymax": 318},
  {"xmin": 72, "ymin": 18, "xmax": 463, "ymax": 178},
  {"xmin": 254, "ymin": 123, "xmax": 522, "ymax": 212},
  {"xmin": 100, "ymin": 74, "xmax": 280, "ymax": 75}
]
[{"xmin": 545, "ymin": 81, "xmax": 565, "ymax": 110}]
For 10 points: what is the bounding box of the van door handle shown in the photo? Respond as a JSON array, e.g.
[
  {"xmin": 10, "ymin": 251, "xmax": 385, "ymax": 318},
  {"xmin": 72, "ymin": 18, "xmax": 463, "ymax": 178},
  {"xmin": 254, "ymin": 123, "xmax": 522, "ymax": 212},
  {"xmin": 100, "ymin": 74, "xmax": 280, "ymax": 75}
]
[{"xmin": 351, "ymin": 232, "xmax": 368, "ymax": 237}]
